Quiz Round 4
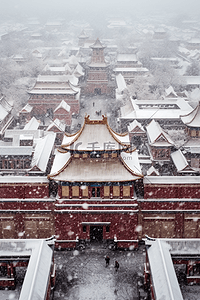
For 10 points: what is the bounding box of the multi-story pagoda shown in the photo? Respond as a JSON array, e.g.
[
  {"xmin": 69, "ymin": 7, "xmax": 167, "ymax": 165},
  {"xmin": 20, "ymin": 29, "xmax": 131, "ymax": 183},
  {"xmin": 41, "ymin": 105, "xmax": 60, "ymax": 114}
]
[
  {"xmin": 48, "ymin": 115, "xmax": 143, "ymax": 249},
  {"xmin": 83, "ymin": 38, "xmax": 114, "ymax": 96}
]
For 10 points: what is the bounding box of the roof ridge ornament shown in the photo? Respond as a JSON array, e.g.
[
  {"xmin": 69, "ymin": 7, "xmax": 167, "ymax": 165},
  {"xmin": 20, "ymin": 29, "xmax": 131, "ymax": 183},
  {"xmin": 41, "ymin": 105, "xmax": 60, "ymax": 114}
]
[{"xmin": 84, "ymin": 114, "xmax": 107, "ymax": 124}]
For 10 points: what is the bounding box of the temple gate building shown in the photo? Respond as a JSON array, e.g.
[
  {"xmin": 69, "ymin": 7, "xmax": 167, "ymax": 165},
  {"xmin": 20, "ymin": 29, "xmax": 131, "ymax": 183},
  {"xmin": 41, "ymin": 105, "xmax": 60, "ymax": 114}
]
[{"xmin": 48, "ymin": 115, "xmax": 143, "ymax": 249}]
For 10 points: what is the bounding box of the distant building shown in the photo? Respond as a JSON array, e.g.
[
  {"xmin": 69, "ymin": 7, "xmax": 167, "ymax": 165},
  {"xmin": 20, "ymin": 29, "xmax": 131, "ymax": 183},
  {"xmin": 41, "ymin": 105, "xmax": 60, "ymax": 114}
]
[
  {"xmin": 28, "ymin": 74, "xmax": 80, "ymax": 117},
  {"xmin": 83, "ymin": 39, "xmax": 115, "ymax": 96}
]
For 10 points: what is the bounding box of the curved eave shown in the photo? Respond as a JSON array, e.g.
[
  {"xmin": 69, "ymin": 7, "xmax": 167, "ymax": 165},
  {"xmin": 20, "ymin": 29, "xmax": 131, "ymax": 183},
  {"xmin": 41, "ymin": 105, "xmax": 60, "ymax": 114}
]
[
  {"xmin": 47, "ymin": 155, "xmax": 72, "ymax": 180},
  {"xmin": 120, "ymin": 151, "xmax": 143, "ymax": 179},
  {"xmin": 120, "ymin": 159, "xmax": 143, "ymax": 179},
  {"xmin": 106, "ymin": 122, "xmax": 130, "ymax": 148},
  {"xmin": 180, "ymin": 102, "xmax": 200, "ymax": 126},
  {"xmin": 60, "ymin": 118, "xmax": 86, "ymax": 149},
  {"xmin": 48, "ymin": 156, "xmax": 142, "ymax": 182},
  {"xmin": 60, "ymin": 115, "xmax": 131, "ymax": 151}
]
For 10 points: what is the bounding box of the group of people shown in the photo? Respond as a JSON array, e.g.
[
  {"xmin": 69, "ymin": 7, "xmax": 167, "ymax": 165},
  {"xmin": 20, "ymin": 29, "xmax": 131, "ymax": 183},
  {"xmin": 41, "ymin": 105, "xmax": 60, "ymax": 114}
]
[{"xmin": 105, "ymin": 256, "xmax": 119, "ymax": 272}]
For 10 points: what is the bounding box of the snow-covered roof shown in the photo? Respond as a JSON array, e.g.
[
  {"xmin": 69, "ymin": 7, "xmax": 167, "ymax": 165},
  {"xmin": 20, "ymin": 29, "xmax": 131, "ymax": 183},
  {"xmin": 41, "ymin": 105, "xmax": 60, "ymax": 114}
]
[
  {"xmin": 165, "ymin": 86, "xmax": 178, "ymax": 98},
  {"xmin": 120, "ymin": 99, "xmax": 135, "ymax": 118},
  {"xmin": 146, "ymin": 239, "xmax": 183, "ymax": 300},
  {"xmin": 143, "ymin": 176, "xmax": 200, "ymax": 184},
  {"xmin": 0, "ymin": 176, "xmax": 48, "ymax": 183},
  {"xmin": 127, "ymin": 120, "xmax": 145, "ymax": 133},
  {"xmin": 54, "ymin": 100, "xmax": 70, "ymax": 113},
  {"xmin": 24, "ymin": 117, "xmax": 40, "ymax": 130},
  {"xmin": 5, "ymin": 129, "xmax": 43, "ymax": 140},
  {"xmin": 116, "ymin": 73, "xmax": 127, "ymax": 93},
  {"xmin": 117, "ymin": 54, "xmax": 137, "ymax": 62},
  {"xmin": 17, "ymin": 239, "xmax": 53, "ymax": 300},
  {"xmin": 61, "ymin": 115, "xmax": 130, "ymax": 151},
  {"xmin": 160, "ymin": 238, "xmax": 200, "ymax": 255},
  {"xmin": 90, "ymin": 38, "xmax": 105, "ymax": 49},
  {"xmin": 188, "ymin": 38, "xmax": 200, "ymax": 44},
  {"xmin": 0, "ymin": 146, "xmax": 33, "ymax": 156},
  {"xmin": 120, "ymin": 151, "xmax": 142, "ymax": 176},
  {"xmin": 73, "ymin": 63, "xmax": 84, "ymax": 77},
  {"xmin": 36, "ymin": 74, "xmax": 74, "ymax": 83},
  {"xmin": 20, "ymin": 103, "xmax": 33, "ymax": 113},
  {"xmin": 171, "ymin": 149, "xmax": 195, "ymax": 173},
  {"xmin": 183, "ymin": 138, "xmax": 200, "ymax": 153},
  {"xmin": 49, "ymin": 149, "xmax": 71, "ymax": 175},
  {"xmin": 28, "ymin": 89, "xmax": 78, "ymax": 95},
  {"xmin": 19, "ymin": 134, "xmax": 34, "ymax": 140},
  {"xmin": 48, "ymin": 151, "xmax": 142, "ymax": 182},
  {"xmin": 183, "ymin": 76, "xmax": 200, "ymax": 85},
  {"xmin": 78, "ymin": 30, "xmax": 89, "ymax": 39},
  {"xmin": 146, "ymin": 120, "xmax": 174, "ymax": 146},
  {"xmin": 146, "ymin": 166, "xmax": 159, "ymax": 176},
  {"xmin": 31, "ymin": 132, "xmax": 56, "ymax": 172},
  {"xmin": 0, "ymin": 104, "xmax": 9, "ymax": 121},
  {"xmin": 113, "ymin": 67, "xmax": 148, "ymax": 73},
  {"xmin": 46, "ymin": 118, "xmax": 66, "ymax": 132},
  {"xmin": 180, "ymin": 101, "xmax": 200, "ymax": 127},
  {"xmin": 68, "ymin": 55, "xmax": 79, "ymax": 66},
  {"xmin": 121, "ymin": 99, "xmax": 193, "ymax": 121}
]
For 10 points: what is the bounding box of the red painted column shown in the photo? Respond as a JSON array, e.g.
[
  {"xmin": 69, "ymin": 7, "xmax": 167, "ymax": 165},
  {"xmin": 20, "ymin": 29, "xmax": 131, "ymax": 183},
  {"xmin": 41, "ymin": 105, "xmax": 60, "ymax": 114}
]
[
  {"xmin": 110, "ymin": 186, "xmax": 113, "ymax": 199},
  {"xmin": 120, "ymin": 186, "xmax": 123, "ymax": 199},
  {"xmin": 57, "ymin": 184, "xmax": 62, "ymax": 198},
  {"xmin": 79, "ymin": 186, "xmax": 82, "ymax": 199},
  {"xmin": 130, "ymin": 185, "xmax": 134, "ymax": 198},
  {"xmin": 69, "ymin": 186, "xmax": 72, "ymax": 199},
  {"xmin": 88, "ymin": 186, "xmax": 91, "ymax": 199},
  {"xmin": 101, "ymin": 186, "xmax": 104, "ymax": 199}
]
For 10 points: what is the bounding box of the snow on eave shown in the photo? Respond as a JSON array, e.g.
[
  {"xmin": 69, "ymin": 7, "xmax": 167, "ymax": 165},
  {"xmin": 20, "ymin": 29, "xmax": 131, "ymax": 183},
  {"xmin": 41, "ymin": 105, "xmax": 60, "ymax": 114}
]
[
  {"xmin": 146, "ymin": 166, "xmax": 159, "ymax": 176},
  {"xmin": 20, "ymin": 103, "xmax": 33, "ymax": 113},
  {"xmin": 46, "ymin": 118, "xmax": 65, "ymax": 132},
  {"xmin": 106, "ymin": 121, "xmax": 130, "ymax": 146},
  {"xmin": 180, "ymin": 101, "xmax": 200, "ymax": 127},
  {"xmin": 54, "ymin": 100, "xmax": 70, "ymax": 113},
  {"xmin": 127, "ymin": 120, "xmax": 145, "ymax": 133},
  {"xmin": 18, "ymin": 239, "xmax": 53, "ymax": 300},
  {"xmin": 146, "ymin": 240, "xmax": 183, "ymax": 300},
  {"xmin": 143, "ymin": 176, "xmax": 200, "ymax": 184},
  {"xmin": 0, "ymin": 176, "xmax": 48, "ymax": 183},
  {"xmin": 31, "ymin": 132, "xmax": 56, "ymax": 172},
  {"xmin": 117, "ymin": 53, "xmax": 137, "ymax": 62},
  {"xmin": 165, "ymin": 86, "xmax": 178, "ymax": 98},
  {"xmin": 146, "ymin": 120, "xmax": 174, "ymax": 145},
  {"xmin": 61, "ymin": 115, "xmax": 130, "ymax": 150},
  {"xmin": 120, "ymin": 151, "xmax": 143, "ymax": 178},
  {"xmin": 48, "ymin": 149, "xmax": 71, "ymax": 178},
  {"xmin": 61, "ymin": 128, "xmax": 82, "ymax": 148},
  {"xmin": 23, "ymin": 117, "xmax": 40, "ymax": 130},
  {"xmin": 116, "ymin": 73, "xmax": 127, "ymax": 93},
  {"xmin": 171, "ymin": 149, "xmax": 195, "ymax": 173}
]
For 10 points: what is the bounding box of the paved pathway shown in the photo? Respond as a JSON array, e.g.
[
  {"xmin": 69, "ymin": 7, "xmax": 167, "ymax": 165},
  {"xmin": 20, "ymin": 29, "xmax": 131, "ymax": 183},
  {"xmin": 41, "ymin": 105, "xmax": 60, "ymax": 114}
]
[
  {"xmin": 54, "ymin": 245, "xmax": 145, "ymax": 300},
  {"xmin": 71, "ymin": 95, "xmax": 119, "ymax": 133}
]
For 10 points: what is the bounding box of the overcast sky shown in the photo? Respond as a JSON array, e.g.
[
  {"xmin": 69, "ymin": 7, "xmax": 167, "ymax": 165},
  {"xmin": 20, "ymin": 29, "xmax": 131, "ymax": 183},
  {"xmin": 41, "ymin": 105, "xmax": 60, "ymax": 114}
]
[{"xmin": 1, "ymin": 0, "xmax": 200, "ymax": 22}]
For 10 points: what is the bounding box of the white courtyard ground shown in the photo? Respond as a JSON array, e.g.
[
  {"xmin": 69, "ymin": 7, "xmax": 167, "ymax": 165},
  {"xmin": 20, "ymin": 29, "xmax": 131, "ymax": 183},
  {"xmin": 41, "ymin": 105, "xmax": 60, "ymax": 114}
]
[{"xmin": 54, "ymin": 244, "xmax": 145, "ymax": 300}]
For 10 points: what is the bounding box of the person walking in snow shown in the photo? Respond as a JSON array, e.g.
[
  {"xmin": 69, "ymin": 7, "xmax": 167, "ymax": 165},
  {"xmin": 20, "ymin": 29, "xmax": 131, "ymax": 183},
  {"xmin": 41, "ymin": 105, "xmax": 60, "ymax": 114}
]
[
  {"xmin": 105, "ymin": 255, "xmax": 110, "ymax": 267},
  {"xmin": 115, "ymin": 260, "xmax": 119, "ymax": 272}
]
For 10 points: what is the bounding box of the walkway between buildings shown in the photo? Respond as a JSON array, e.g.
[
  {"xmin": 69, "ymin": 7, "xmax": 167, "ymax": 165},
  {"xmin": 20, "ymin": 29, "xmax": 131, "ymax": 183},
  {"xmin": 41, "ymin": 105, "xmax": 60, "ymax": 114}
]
[{"xmin": 54, "ymin": 244, "xmax": 145, "ymax": 300}]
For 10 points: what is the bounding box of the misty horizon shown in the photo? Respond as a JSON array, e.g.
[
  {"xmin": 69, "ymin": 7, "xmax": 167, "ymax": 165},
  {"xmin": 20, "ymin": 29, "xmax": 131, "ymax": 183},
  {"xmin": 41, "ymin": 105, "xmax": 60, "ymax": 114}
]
[{"xmin": 1, "ymin": 0, "xmax": 200, "ymax": 25}]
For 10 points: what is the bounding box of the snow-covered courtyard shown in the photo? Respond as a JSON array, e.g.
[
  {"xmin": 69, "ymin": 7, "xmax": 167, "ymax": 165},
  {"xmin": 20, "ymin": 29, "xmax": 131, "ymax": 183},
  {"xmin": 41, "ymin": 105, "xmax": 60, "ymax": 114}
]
[{"xmin": 54, "ymin": 244, "xmax": 145, "ymax": 300}]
